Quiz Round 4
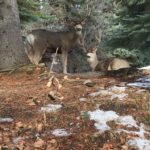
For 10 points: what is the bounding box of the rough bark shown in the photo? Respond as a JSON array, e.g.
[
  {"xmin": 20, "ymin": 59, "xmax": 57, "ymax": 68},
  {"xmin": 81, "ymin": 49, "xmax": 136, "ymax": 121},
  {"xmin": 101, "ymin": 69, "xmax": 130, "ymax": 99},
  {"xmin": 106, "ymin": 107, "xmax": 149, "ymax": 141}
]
[{"xmin": 0, "ymin": 0, "xmax": 29, "ymax": 71}]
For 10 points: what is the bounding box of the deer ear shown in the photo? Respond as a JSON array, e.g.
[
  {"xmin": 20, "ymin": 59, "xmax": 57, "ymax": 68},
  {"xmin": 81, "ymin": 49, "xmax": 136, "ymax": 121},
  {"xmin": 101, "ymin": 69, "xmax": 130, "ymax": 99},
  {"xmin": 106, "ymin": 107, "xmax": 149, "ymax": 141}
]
[{"xmin": 93, "ymin": 47, "xmax": 97, "ymax": 52}]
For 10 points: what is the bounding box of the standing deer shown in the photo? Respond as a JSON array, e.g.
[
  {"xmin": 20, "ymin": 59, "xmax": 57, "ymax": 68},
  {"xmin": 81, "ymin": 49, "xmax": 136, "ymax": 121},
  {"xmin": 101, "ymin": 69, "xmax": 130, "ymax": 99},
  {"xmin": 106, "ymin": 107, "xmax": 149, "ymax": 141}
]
[{"xmin": 24, "ymin": 24, "xmax": 86, "ymax": 74}]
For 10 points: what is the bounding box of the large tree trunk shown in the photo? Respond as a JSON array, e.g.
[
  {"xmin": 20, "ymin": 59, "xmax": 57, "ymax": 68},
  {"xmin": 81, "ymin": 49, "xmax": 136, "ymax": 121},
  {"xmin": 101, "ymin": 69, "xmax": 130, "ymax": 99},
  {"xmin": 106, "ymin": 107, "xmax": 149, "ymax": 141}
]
[{"xmin": 0, "ymin": 0, "xmax": 29, "ymax": 71}]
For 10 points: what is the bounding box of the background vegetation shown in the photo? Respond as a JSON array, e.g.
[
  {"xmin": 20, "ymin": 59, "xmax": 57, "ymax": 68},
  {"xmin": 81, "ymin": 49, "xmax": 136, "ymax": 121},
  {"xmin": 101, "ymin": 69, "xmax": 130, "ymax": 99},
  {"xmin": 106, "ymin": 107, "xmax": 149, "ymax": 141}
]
[{"xmin": 17, "ymin": 0, "xmax": 150, "ymax": 70}]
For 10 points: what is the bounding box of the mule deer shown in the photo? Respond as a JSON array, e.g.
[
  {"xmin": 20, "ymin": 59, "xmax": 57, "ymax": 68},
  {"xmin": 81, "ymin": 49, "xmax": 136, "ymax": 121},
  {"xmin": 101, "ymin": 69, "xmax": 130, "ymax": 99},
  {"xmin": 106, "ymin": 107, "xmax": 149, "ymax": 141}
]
[
  {"xmin": 24, "ymin": 24, "xmax": 86, "ymax": 74},
  {"xmin": 87, "ymin": 47, "xmax": 99, "ymax": 71},
  {"xmin": 87, "ymin": 48, "xmax": 130, "ymax": 72}
]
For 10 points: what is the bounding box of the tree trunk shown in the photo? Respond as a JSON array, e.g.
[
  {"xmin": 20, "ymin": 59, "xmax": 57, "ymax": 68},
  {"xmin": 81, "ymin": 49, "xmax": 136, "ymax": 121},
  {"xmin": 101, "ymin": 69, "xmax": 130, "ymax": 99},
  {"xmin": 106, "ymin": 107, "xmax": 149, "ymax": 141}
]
[{"xmin": 0, "ymin": 0, "xmax": 29, "ymax": 71}]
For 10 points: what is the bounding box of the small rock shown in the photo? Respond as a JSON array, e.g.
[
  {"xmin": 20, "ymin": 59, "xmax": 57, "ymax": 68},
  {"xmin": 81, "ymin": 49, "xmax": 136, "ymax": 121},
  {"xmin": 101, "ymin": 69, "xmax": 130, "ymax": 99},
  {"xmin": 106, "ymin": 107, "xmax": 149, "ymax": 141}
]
[
  {"xmin": 48, "ymin": 91, "xmax": 64, "ymax": 101},
  {"xmin": 111, "ymin": 93, "xmax": 128, "ymax": 100},
  {"xmin": 50, "ymin": 139, "xmax": 57, "ymax": 144},
  {"xmin": 13, "ymin": 136, "xmax": 23, "ymax": 144},
  {"xmin": 40, "ymin": 104, "xmax": 62, "ymax": 113},
  {"xmin": 88, "ymin": 91, "xmax": 101, "ymax": 97},
  {"xmin": 83, "ymin": 80, "xmax": 96, "ymax": 87},
  {"xmin": 79, "ymin": 98, "xmax": 87, "ymax": 102},
  {"xmin": 16, "ymin": 121, "xmax": 24, "ymax": 129},
  {"xmin": 51, "ymin": 129, "xmax": 71, "ymax": 137},
  {"xmin": 34, "ymin": 138, "xmax": 45, "ymax": 148},
  {"xmin": 36, "ymin": 123, "xmax": 43, "ymax": 133},
  {"xmin": 121, "ymin": 145, "xmax": 128, "ymax": 150}
]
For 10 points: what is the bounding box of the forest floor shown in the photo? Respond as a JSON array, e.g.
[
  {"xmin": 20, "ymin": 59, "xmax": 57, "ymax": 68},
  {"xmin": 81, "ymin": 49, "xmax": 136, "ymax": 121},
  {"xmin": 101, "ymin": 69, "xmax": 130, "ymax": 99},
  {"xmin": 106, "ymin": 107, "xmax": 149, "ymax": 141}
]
[{"xmin": 0, "ymin": 67, "xmax": 150, "ymax": 150}]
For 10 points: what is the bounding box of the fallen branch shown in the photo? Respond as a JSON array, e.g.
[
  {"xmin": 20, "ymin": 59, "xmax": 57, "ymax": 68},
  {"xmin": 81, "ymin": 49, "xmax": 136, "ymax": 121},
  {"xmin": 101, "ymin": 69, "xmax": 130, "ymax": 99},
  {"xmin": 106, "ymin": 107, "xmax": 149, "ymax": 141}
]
[{"xmin": 48, "ymin": 47, "xmax": 59, "ymax": 76}]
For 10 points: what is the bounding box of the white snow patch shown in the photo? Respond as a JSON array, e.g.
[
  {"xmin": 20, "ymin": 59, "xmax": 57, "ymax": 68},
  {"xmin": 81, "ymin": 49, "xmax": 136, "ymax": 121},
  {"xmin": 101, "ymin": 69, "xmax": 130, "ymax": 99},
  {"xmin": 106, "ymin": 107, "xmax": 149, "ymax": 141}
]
[
  {"xmin": 128, "ymin": 76, "xmax": 150, "ymax": 89},
  {"xmin": 40, "ymin": 104, "xmax": 62, "ymax": 113},
  {"xmin": 128, "ymin": 138, "xmax": 150, "ymax": 150},
  {"xmin": 115, "ymin": 116, "xmax": 138, "ymax": 127},
  {"xmin": 87, "ymin": 109, "xmax": 150, "ymax": 149},
  {"xmin": 51, "ymin": 129, "xmax": 70, "ymax": 137},
  {"xmin": 117, "ymin": 124, "xmax": 150, "ymax": 150},
  {"xmin": 108, "ymin": 86, "xmax": 127, "ymax": 93},
  {"xmin": 0, "ymin": 118, "xmax": 14, "ymax": 123},
  {"xmin": 88, "ymin": 109, "xmax": 119, "ymax": 132},
  {"xmin": 137, "ymin": 77, "xmax": 150, "ymax": 82},
  {"xmin": 88, "ymin": 86, "xmax": 128, "ymax": 101},
  {"xmin": 127, "ymin": 82, "xmax": 150, "ymax": 88},
  {"xmin": 89, "ymin": 90, "xmax": 113, "ymax": 97},
  {"xmin": 111, "ymin": 93, "xmax": 128, "ymax": 100}
]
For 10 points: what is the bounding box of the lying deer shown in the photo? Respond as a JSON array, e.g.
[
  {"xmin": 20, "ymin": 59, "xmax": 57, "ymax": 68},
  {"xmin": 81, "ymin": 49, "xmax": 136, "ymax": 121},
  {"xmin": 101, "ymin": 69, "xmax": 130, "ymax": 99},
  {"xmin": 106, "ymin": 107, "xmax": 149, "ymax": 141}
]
[
  {"xmin": 24, "ymin": 24, "xmax": 86, "ymax": 74},
  {"xmin": 87, "ymin": 48, "xmax": 130, "ymax": 72}
]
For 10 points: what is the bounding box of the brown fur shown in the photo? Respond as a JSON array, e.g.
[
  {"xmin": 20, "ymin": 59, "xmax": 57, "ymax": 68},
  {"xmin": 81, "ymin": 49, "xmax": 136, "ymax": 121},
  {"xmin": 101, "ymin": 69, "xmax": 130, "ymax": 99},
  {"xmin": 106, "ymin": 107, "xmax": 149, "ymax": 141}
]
[
  {"xmin": 87, "ymin": 48, "xmax": 130, "ymax": 72},
  {"xmin": 95, "ymin": 58, "xmax": 130, "ymax": 72},
  {"xmin": 25, "ymin": 24, "xmax": 85, "ymax": 74}
]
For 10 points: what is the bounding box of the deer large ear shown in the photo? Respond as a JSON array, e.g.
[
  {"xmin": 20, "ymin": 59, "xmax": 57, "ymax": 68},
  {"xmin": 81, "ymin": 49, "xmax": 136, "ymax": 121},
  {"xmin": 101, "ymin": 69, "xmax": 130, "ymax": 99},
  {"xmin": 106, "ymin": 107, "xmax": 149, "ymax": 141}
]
[{"xmin": 90, "ymin": 47, "xmax": 97, "ymax": 53}]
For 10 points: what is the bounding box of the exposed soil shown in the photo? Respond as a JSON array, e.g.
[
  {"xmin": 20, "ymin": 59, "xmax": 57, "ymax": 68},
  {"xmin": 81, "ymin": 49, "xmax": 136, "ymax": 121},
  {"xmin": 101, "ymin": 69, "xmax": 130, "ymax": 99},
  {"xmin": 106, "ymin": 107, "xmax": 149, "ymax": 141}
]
[{"xmin": 0, "ymin": 68, "xmax": 149, "ymax": 150}]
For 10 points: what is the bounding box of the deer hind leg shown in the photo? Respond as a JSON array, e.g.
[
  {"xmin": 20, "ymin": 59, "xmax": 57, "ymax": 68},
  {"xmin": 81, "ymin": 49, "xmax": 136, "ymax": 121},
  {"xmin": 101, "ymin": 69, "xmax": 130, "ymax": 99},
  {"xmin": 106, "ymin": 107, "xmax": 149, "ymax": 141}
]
[{"xmin": 62, "ymin": 49, "xmax": 68, "ymax": 74}]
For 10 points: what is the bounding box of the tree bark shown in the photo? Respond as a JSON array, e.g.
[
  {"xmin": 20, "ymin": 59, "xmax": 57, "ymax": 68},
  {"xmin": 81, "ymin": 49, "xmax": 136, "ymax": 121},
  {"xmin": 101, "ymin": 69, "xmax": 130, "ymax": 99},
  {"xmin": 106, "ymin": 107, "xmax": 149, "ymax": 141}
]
[{"xmin": 0, "ymin": 0, "xmax": 29, "ymax": 71}]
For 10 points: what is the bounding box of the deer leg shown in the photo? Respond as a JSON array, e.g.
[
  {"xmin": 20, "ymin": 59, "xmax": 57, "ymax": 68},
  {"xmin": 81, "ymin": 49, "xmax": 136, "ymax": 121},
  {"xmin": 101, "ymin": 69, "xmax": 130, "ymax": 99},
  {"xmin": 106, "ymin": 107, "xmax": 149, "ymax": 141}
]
[{"xmin": 62, "ymin": 50, "xmax": 68, "ymax": 74}]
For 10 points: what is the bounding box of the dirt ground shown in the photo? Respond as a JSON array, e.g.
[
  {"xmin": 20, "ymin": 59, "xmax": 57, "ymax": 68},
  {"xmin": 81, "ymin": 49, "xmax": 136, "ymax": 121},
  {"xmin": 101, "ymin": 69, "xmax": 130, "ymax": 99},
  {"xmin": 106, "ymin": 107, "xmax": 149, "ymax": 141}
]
[{"xmin": 0, "ymin": 68, "xmax": 149, "ymax": 150}]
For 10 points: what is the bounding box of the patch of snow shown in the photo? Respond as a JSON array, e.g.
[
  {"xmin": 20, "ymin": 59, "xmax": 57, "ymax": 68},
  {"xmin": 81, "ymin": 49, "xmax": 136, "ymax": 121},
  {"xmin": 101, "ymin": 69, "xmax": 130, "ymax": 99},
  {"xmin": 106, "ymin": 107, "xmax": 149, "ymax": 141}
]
[
  {"xmin": 115, "ymin": 116, "xmax": 138, "ymax": 127},
  {"xmin": 111, "ymin": 93, "xmax": 128, "ymax": 100},
  {"xmin": 88, "ymin": 109, "xmax": 119, "ymax": 132},
  {"xmin": 89, "ymin": 90, "xmax": 112, "ymax": 97},
  {"xmin": 87, "ymin": 109, "xmax": 150, "ymax": 149},
  {"xmin": 88, "ymin": 86, "xmax": 128, "ymax": 101},
  {"xmin": 127, "ymin": 82, "xmax": 150, "ymax": 89},
  {"xmin": 117, "ymin": 124, "xmax": 149, "ymax": 140},
  {"xmin": 128, "ymin": 138, "xmax": 150, "ymax": 150},
  {"xmin": 136, "ymin": 77, "xmax": 150, "ymax": 82},
  {"xmin": 51, "ymin": 129, "xmax": 70, "ymax": 137},
  {"xmin": 40, "ymin": 104, "xmax": 62, "ymax": 113},
  {"xmin": 117, "ymin": 124, "xmax": 150, "ymax": 150},
  {"xmin": 0, "ymin": 118, "xmax": 14, "ymax": 123},
  {"xmin": 108, "ymin": 86, "xmax": 127, "ymax": 93}
]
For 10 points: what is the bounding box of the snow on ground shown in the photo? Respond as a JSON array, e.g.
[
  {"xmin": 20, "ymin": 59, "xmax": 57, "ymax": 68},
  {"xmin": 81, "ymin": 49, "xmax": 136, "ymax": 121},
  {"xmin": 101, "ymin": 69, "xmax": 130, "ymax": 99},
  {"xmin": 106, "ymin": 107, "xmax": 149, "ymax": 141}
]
[
  {"xmin": 127, "ymin": 82, "xmax": 150, "ymax": 89},
  {"xmin": 40, "ymin": 104, "xmax": 62, "ymax": 113},
  {"xmin": 115, "ymin": 115, "xmax": 138, "ymax": 127},
  {"xmin": 137, "ymin": 77, "xmax": 150, "ymax": 82},
  {"xmin": 111, "ymin": 93, "xmax": 128, "ymax": 100},
  {"xmin": 128, "ymin": 76, "xmax": 150, "ymax": 89},
  {"xmin": 51, "ymin": 129, "xmax": 71, "ymax": 137},
  {"xmin": 0, "ymin": 117, "xmax": 14, "ymax": 123},
  {"xmin": 88, "ymin": 86, "xmax": 128, "ymax": 100},
  {"xmin": 87, "ymin": 109, "xmax": 150, "ymax": 150},
  {"xmin": 108, "ymin": 86, "xmax": 126, "ymax": 93},
  {"xmin": 128, "ymin": 138, "xmax": 150, "ymax": 150},
  {"xmin": 88, "ymin": 109, "xmax": 119, "ymax": 132}
]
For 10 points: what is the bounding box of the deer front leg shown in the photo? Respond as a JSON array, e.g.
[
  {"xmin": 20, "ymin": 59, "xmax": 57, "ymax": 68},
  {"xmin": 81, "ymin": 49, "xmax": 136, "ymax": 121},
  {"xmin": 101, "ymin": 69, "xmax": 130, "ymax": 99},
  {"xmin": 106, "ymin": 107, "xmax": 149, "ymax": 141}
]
[{"xmin": 62, "ymin": 50, "xmax": 68, "ymax": 74}]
